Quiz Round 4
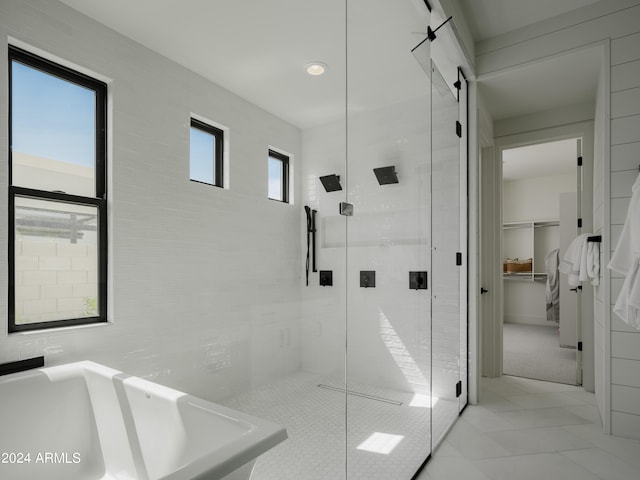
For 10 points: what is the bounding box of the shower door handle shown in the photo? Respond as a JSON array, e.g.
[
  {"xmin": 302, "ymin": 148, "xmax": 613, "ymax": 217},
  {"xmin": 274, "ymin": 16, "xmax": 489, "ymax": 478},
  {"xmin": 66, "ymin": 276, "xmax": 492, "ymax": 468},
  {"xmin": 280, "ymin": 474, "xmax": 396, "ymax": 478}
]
[{"xmin": 480, "ymin": 287, "xmax": 488, "ymax": 295}]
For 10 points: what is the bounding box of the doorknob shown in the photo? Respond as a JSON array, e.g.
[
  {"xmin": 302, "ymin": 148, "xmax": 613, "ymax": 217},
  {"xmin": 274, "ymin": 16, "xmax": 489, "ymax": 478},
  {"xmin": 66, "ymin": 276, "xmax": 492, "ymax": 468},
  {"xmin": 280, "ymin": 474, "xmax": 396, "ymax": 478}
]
[{"xmin": 480, "ymin": 288, "xmax": 489, "ymax": 295}]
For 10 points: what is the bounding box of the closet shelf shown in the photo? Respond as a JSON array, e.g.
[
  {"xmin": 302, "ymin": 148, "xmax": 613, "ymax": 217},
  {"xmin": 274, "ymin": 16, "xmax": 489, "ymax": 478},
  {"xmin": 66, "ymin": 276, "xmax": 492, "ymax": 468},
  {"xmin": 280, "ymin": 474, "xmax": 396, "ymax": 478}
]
[
  {"xmin": 503, "ymin": 219, "xmax": 559, "ymax": 282},
  {"xmin": 503, "ymin": 272, "xmax": 548, "ymax": 282},
  {"xmin": 503, "ymin": 220, "xmax": 560, "ymax": 230}
]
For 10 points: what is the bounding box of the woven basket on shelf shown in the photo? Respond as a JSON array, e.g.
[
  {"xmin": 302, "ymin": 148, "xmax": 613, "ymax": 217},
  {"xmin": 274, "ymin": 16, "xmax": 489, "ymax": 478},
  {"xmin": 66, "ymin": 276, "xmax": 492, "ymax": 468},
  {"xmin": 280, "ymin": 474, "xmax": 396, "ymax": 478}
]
[{"xmin": 504, "ymin": 258, "xmax": 533, "ymax": 273}]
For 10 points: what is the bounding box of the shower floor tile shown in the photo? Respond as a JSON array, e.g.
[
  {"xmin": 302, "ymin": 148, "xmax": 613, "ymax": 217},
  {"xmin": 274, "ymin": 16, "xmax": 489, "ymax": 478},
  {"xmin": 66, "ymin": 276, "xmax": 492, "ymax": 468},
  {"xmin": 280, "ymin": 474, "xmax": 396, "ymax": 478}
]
[{"xmin": 221, "ymin": 371, "xmax": 459, "ymax": 480}]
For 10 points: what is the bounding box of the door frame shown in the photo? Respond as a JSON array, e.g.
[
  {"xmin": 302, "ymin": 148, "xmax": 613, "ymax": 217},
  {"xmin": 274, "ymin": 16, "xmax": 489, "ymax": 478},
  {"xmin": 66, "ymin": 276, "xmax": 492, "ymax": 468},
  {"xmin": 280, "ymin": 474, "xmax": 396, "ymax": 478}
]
[{"xmin": 482, "ymin": 121, "xmax": 595, "ymax": 390}]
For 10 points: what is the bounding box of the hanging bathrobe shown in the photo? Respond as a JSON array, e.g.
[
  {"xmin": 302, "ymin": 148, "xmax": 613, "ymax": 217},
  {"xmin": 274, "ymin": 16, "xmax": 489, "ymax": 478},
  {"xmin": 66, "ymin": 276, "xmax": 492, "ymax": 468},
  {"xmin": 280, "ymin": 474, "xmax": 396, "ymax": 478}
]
[
  {"xmin": 545, "ymin": 249, "xmax": 560, "ymax": 322},
  {"xmin": 608, "ymin": 172, "xmax": 640, "ymax": 330}
]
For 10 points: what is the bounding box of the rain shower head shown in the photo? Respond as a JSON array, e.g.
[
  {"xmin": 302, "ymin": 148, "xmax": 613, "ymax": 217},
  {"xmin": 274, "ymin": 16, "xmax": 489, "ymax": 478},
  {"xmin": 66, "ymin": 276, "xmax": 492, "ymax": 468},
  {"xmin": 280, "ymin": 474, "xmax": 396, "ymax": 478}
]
[
  {"xmin": 319, "ymin": 174, "xmax": 342, "ymax": 192},
  {"xmin": 373, "ymin": 166, "xmax": 398, "ymax": 185}
]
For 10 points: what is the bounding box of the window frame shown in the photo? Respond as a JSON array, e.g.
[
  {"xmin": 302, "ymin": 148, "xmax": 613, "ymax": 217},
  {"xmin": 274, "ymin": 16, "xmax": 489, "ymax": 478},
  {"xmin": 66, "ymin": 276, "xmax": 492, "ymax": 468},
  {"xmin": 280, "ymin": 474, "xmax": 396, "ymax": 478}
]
[
  {"xmin": 8, "ymin": 45, "xmax": 108, "ymax": 333},
  {"xmin": 190, "ymin": 118, "xmax": 224, "ymax": 188},
  {"xmin": 268, "ymin": 149, "xmax": 290, "ymax": 203}
]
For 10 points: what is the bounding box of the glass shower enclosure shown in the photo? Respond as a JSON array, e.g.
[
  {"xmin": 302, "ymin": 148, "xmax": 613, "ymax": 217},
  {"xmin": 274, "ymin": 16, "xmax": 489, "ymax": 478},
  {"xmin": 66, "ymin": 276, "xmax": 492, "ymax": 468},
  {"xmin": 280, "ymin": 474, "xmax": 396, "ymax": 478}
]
[{"xmin": 221, "ymin": 1, "xmax": 467, "ymax": 478}]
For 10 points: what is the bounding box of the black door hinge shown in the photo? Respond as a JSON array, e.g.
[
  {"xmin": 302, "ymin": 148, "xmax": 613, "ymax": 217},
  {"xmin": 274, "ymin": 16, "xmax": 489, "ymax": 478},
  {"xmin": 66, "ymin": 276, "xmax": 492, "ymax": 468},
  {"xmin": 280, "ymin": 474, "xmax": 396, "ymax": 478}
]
[
  {"xmin": 455, "ymin": 121, "xmax": 462, "ymax": 138},
  {"xmin": 577, "ymin": 156, "xmax": 583, "ymax": 166},
  {"xmin": 456, "ymin": 252, "xmax": 462, "ymax": 266},
  {"xmin": 578, "ymin": 218, "xmax": 582, "ymax": 228},
  {"xmin": 578, "ymin": 341, "xmax": 583, "ymax": 352},
  {"xmin": 455, "ymin": 380, "xmax": 462, "ymax": 398}
]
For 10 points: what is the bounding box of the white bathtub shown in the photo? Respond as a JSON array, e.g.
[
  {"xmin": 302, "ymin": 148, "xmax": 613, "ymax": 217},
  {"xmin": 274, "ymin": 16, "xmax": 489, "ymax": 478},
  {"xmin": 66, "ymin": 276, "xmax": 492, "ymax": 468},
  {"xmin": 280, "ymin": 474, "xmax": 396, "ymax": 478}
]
[{"xmin": 0, "ymin": 361, "xmax": 286, "ymax": 480}]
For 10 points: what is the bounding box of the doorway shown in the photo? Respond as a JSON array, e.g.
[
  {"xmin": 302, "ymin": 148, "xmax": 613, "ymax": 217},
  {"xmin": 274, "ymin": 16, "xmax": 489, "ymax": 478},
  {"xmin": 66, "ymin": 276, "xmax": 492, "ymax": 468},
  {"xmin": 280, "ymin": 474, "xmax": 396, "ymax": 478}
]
[{"xmin": 501, "ymin": 138, "xmax": 582, "ymax": 385}]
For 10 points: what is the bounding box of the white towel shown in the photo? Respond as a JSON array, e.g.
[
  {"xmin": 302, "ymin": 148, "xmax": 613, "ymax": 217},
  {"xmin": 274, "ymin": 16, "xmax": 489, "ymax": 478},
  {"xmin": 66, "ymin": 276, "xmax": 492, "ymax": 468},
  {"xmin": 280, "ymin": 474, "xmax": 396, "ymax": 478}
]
[
  {"xmin": 608, "ymin": 172, "xmax": 640, "ymax": 329},
  {"xmin": 559, "ymin": 233, "xmax": 590, "ymax": 288},
  {"xmin": 586, "ymin": 241, "xmax": 600, "ymax": 285},
  {"xmin": 559, "ymin": 232, "xmax": 600, "ymax": 287}
]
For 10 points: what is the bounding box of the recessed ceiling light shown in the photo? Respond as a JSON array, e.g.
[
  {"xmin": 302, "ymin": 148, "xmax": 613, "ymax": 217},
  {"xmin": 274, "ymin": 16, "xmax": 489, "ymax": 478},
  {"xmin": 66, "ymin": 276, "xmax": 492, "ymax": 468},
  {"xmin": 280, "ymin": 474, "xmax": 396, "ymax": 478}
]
[{"xmin": 306, "ymin": 62, "xmax": 328, "ymax": 76}]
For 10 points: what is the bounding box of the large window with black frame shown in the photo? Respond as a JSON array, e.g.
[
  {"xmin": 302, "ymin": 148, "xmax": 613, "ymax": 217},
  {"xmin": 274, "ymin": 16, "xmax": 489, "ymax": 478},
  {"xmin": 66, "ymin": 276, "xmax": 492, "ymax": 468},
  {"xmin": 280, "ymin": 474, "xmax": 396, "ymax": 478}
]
[{"xmin": 8, "ymin": 46, "xmax": 107, "ymax": 332}]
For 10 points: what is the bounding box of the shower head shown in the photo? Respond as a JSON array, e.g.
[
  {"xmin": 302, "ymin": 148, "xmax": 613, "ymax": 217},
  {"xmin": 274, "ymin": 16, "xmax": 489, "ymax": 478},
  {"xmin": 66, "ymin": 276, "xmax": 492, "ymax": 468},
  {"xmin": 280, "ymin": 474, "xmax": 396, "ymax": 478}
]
[
  {"xmin": 373, "ymin": 166, "xmax": 398, "ymax": 185},
  {"xmin": 319, "ymin": 174, "xmax": 342, "ymax": 192}
]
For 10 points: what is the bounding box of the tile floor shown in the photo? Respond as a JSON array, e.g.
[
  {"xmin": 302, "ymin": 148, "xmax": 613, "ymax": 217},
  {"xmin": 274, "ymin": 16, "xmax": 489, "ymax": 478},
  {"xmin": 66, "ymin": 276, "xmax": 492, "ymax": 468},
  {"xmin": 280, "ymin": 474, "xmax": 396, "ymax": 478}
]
[
  {"xmin": 221, "ymin": 371, "xmax": 459, "ymax": 479},
  {"xmin": 417, "ymin": 375, "xmax": 640, "ymax": 480}
]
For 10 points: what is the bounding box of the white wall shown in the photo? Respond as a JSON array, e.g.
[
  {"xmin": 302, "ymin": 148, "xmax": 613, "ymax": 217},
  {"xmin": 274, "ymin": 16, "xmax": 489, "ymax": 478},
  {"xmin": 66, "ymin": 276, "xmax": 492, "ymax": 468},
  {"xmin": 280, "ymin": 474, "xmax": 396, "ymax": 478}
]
[
  {"xmin": 503, "ymin": 174, "xmax": 575, "ymax": 223},
  {"xmin": 477, "ymin": 0, "xmax": 640, "ymax": 438},
  {"xmin": 0, "ymin": 0, "xmax": 302, "ymax": 402},
  {"xmin": 609, "ymin": 27, "xmax": 640, "ymax": 439}
]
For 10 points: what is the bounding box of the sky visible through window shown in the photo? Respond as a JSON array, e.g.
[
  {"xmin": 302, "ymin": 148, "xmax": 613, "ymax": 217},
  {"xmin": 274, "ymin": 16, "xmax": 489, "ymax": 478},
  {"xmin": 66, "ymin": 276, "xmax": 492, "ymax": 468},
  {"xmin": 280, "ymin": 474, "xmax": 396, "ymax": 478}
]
[
  {"xmin": 268, "ymin": 155, "xmax": 283, "ymax": 200},
  {"xmin": 12, "ymin": 60, "xmax": 96, "ymax": 168},
  {"xmin": 190, "ymin": 127, "xmax": 216, "ymax": 184}
]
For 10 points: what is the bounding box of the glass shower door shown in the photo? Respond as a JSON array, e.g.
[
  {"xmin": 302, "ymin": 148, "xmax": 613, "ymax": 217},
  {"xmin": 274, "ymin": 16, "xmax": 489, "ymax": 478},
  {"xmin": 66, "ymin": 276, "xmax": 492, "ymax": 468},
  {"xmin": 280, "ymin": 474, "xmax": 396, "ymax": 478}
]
[
  {"xmin": 430, "ymin": 61, "xmax": 463, "ymax": 448},
  {"xmin": 345, "ymin": 0, "xmax": 433, "ymax": 477}
]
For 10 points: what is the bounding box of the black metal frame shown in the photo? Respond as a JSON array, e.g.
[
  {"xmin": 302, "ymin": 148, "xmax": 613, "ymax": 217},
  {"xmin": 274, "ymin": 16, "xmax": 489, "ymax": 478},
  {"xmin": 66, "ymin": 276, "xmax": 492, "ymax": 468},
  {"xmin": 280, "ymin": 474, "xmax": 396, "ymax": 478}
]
[
  {"xmin": 268, "ymin": 149, "xmax": 289, "ymax": 203},
  {"xmin": 8, "ymin": 45, "xmax": 108, "ymax": 333},
  {"xmin": 190, "ymin": 118, "xmax": 224, "ymax": 188},
  {"xmin": 0, "ymin": 356, "xmax": 44, "ymax": 376}
]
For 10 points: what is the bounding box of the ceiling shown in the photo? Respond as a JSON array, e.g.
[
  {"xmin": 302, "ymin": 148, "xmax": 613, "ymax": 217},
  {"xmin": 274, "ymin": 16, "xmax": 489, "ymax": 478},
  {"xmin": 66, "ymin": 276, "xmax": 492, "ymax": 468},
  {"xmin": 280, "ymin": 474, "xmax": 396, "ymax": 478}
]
[
  {"xmin": 460, "ymin": 0, "xmax": 604, "ymax": 180},
  {"xmin": 59, "ymin": 0, "xmax": 431, "ymax": 129},
  {"xmin": 477, "ymin": 46, "xmax": 602, "ymax": 121},
  {"xmin": 502, "ymin": 139, "xmax": 578, "ymax": 181},
  {"xmin": 457, "ymin": 0, "xmax": 601, "ymax": 41},
  {"xmin": 58, "ymin": 0, "xmax": 604, "ymax": 179}
]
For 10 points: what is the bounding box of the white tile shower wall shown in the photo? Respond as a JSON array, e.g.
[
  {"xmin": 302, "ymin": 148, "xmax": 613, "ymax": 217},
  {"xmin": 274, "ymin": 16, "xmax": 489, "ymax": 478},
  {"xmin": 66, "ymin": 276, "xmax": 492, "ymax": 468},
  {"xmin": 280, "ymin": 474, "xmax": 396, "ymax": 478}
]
[
  {"xmin": 300, "ymin": 97, "xmax": 439, "ymax": 395},
  {"xmin": 476, "ymin": 0, "xmax": 640, "ymax": 438},
  {"xmin": 0, "ymin": 0, "xmax": 302, "ymax": 401},
  {"xmin": 299, "ymin": 119, "xmax": 347, "ymax": 379}
]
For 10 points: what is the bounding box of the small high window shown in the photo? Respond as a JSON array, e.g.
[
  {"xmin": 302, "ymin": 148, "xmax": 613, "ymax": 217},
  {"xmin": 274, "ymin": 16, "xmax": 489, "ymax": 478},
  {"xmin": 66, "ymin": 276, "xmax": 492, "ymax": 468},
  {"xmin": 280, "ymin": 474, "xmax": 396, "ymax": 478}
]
[
  {"xmin": 8, "ymin": 45, "xmax": 107, "ymax": 332},
  {"xmin": 190, "ymin": 118, "xmax": 223, "ymax": 187},
  {"xmin": 268, "ymin": 149, "xmax": 289, "ymax": 203}
]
